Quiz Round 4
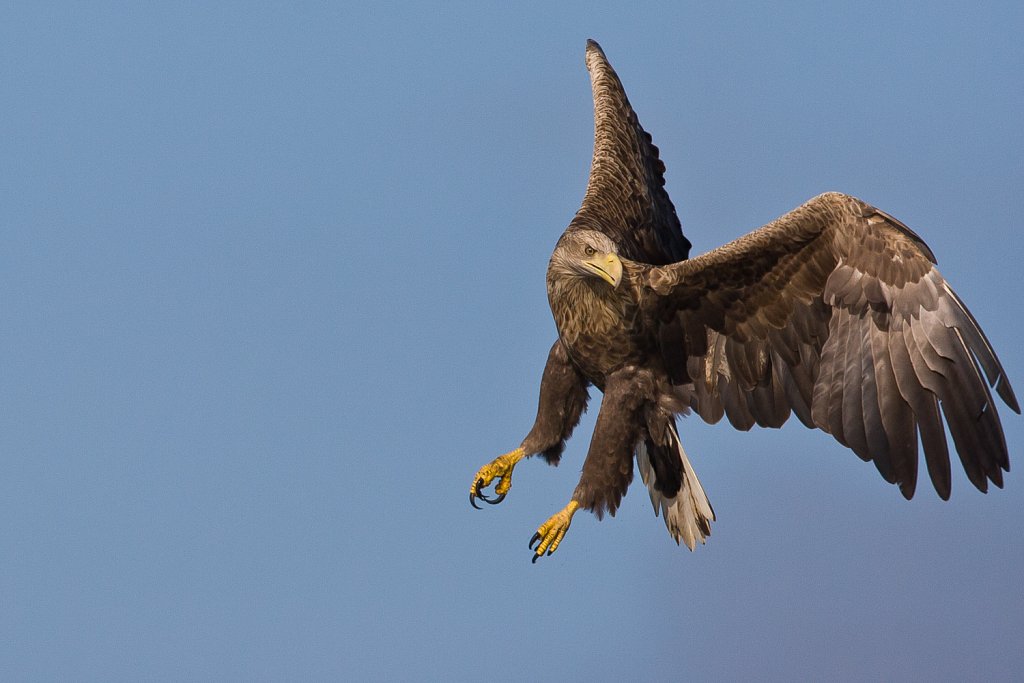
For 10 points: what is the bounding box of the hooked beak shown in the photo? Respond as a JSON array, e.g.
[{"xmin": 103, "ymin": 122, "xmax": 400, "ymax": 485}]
[{"xmin": 583, "ymin": 252, "xmax": 623, "ymax": 288}]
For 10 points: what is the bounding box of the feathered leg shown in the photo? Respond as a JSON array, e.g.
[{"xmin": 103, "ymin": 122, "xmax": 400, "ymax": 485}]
[
  {"xmin": 530, "ymin": 367, "xmax": 644, "ymax": 561},
  {"xmin": 470, "ymin": 340, "xmax": 589, "ymax": 507}
]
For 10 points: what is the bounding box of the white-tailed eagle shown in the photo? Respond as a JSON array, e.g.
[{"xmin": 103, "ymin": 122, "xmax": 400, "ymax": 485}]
[{"xmin": 470, "ymin": 40, "xmax": 1018, "ymax": 562}]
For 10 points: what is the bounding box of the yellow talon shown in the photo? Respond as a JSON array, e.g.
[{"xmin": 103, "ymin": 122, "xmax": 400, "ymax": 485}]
[
  {"xmin": 470, "ymin": 447, "xmax": 526, "ymax": 508},
  {"xmin": 529, "ymin": 500, "xmax": 580, "ymax": 562}
]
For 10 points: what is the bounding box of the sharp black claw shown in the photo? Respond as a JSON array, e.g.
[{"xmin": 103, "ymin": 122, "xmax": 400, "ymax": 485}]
[
  {"xmin": 470, "ymin": 479, "xmax": 485, "ymax": 509},
  {"xmin": 529, "ymin": 532, "xmax": 541, "ymax": 551},
  {"xmin": 471, "ymin": 477, "xmax": 508, "ymax": 507},
  {"xmin": 531, "ymin": 552, "xmax": 541, "ymax": 564}
]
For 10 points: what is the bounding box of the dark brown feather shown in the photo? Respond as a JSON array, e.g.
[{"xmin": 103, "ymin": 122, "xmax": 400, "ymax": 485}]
[
  {"xmin": 572, "ymin": 367, "xmax": 648, "ymax": 517},
  {"xmin": 520, "ymin": 340, "xmax": 591, "ymax": 465}
]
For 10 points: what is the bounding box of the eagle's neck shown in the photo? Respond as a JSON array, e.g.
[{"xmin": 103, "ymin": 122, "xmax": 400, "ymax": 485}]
[{"xmin": 547, "ymin": 274, "xmax": 628, "ymax": 346}]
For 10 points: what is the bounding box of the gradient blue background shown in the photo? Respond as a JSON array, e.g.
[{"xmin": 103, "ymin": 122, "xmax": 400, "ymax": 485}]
[{"xmin": 3, "ymin": 3, "xmax": 1022, "ymax": 680}]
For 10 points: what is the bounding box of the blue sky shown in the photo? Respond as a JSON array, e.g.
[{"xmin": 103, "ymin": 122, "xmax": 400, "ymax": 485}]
[{"xmin": 2, "ymin": 2, "xmax": 1022, "ymax": 680}]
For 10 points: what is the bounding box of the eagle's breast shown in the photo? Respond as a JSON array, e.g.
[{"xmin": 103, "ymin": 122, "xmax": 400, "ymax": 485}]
[{"xmin": 548, "ymin": 278, "xmax": 644, "ymax": 383}]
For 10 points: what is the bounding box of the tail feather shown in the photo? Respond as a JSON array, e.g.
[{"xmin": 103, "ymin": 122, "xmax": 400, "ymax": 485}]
[{"xmin": 637, "ymin": 426, "xmax": 715, "ymax": 550}]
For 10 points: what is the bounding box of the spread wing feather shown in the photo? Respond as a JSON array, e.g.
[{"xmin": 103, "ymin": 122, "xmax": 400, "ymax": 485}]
[
  {"xmin": 641, "ymin": 192, "xmax": 1019, "ymax": 498},
  {"xmin": 568, "ymin": 40, "xmax": 691, "ymax": 265}
]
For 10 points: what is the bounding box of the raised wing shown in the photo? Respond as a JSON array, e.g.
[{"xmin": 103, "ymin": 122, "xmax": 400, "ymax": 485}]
[
  {"xmin": 567, "ymin": 40, "xmax": 691, "ymax": 265},
  {"xmin": 641, "ymin": 192, "xmax": 1019, "ymax": 499}
]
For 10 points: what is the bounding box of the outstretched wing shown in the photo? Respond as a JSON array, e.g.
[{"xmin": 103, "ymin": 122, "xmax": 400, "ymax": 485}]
[
  {"xmin": 641, "ymin": 192, "xmax": 1019, "ymax": 499},
  {"xmin": 567, "ymin": 40, "xmax": 691, "ymax": 265}
]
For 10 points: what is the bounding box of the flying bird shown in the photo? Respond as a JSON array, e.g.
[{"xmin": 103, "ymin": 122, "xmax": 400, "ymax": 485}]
[{"xmin": 470, "ymin": 39, "xmax": 1019, "ymax": 562}]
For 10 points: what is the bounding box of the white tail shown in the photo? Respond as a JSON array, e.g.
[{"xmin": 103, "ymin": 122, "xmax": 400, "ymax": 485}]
[{"xmin": 636, "ymin": 428, "xmax": 715, "ymax": 550}]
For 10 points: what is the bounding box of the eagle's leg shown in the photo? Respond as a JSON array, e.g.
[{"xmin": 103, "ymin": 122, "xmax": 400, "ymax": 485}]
[
  {"xmin": 529, "ymin": 500, "xmax": 579, "ymax": 562},
  {"xmin": 470, "ymin": 447, "xmax": 525, "ymax": 508},
  {"xmin": 469, "ymin": 340, "xmax": 589, "ymax": 510},
  {"xmin": 527, "ymin": 368, "xmax": 643, "ymax": 561}
]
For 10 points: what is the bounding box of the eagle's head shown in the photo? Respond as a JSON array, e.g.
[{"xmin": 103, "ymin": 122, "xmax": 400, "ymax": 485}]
[{"xmin": 548, "ymin": 229, "xmax": 623, "ymax": 289}]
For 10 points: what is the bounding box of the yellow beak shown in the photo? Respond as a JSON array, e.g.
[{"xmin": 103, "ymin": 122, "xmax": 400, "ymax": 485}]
[{"xmin": 583, "ymin": 252, "xmax": 623, "ymax": 288}]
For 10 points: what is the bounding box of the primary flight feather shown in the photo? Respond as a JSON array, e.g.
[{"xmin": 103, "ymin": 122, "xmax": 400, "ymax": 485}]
[{"xmin": 470, "ymin": 40, "xmax": 1018, "ymax": 561}]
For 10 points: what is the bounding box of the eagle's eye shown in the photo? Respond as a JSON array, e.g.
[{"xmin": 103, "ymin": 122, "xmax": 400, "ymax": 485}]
[{"xmin": 584, "ymin": 246, "xmax": 596, "ymax": 256}]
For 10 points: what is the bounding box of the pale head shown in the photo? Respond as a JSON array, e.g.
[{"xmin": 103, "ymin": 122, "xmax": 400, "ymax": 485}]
[{"xmin": 548, "ymin": 229, "xmax": 623, "ymax": 288}]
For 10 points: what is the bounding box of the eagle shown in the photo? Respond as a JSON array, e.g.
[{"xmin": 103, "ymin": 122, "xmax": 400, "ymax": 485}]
[{"xmin": 470, "ymin": 40, "xmax": 1019, "ymax": 562}]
